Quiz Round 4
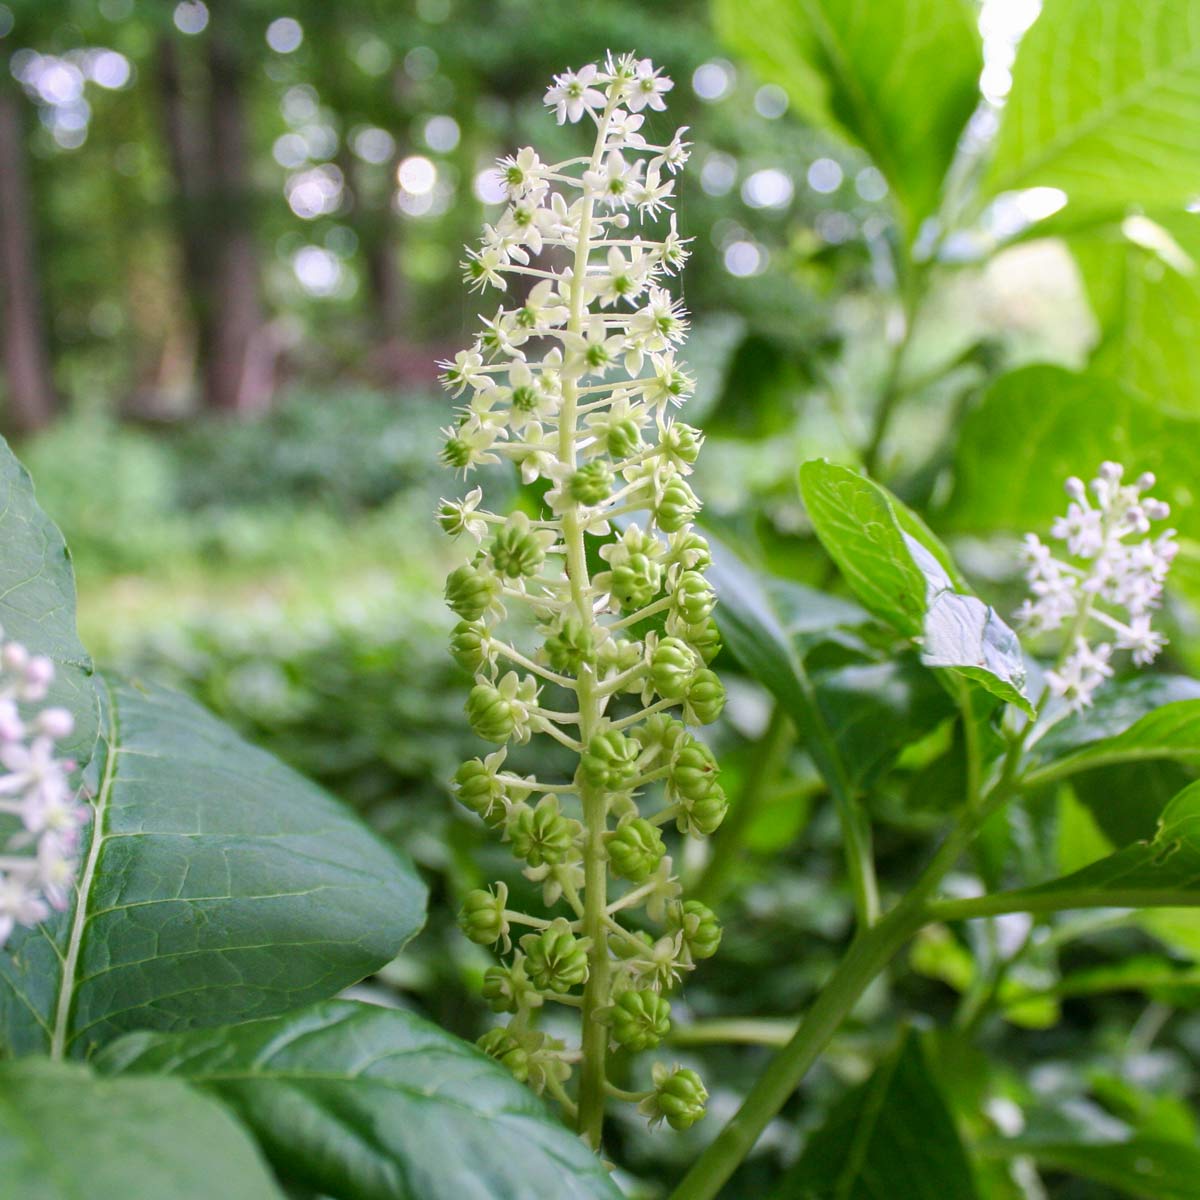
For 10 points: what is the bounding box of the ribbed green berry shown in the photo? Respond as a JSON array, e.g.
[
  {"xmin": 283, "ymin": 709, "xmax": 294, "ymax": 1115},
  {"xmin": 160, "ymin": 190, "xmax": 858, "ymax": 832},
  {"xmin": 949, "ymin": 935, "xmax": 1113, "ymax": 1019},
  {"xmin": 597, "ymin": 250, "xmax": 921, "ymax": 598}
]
[
  {"xmin": 670, "ymin": 739, "xmax": 719, "ymax": 802},
  {"xmin": 671, "ymin": 899, "xmax": 722, "ymax": 960},
  {"xmin": 568, "ymin": 461, "xmax": 613, "ymax": 505},
  {"xmin": 686, "ymin": 617, "xmax": 722, "ymax": 664},
  {"xmin": 655, "ymin": 477, "xmax": 700, "ymax": 533},
  {"xmin": 459, "ymin": 885, "xmax": 508, "ymax": 946},
  {"xmin": 441, "ymin": 435, "xmax": 471, "ymax": 470},
  {"xmin": 596, "ymin": 636, "xmax": 641, "ymax": 675},
  {"xmin": 453, "ymin": 758, "xmax": 507, "ymax": 828},
  {"xmin": 685, "ymin": 669, "xmax": 725, "ymax": 725},
  {"xmin": 482, "ymin": 960, "xmax": 535, "ymax": 1014},
  {"xmin": 606, "ymin": 817, "xmax": 665, "ymax": 882},
  {"xmin": 611, "ymin": 554, "xmax": 662, "ymax": 611},
  {"xmin": 610, "ymin": 989, "xmax": 671, "ymax": 1051},
  {"xmin": 651, "ymin": 636, "xmax": 698, "ymax": 700},
  {"xmin": 445, "ymin": 562, "xmax": 498, "ymax": 622},
  {"xmin": 477, "ymin": 1027, "xmax": 529, "ymax": 1082},
  {"xmin": 639, "ymin": 713, "xmax": 689, "ymax": 756},
  {"xmin": 449, "ymin": 621, "xmax": 489, "ymax": 672},
  {"xmin": 522, "ymin": 919, "xmax": 589, "ymax": 993},
  {"xmin": 667, "ymin": 529, "xmax": 712, "ymax": 570},
  {"xmin": 661, "ymin": 422, "xmax": 703, "ymax": 465},
  {"xmin": 672, "ymin": 570, "xmax": 715, "ymax": 625},
  {"xmin": 580, "ymin": 730, "xmax": 640, "ymax": 791},
  {"xmin": 683, "ymin": 784, "xmax": 728, "ymax": 836},
  {"xmin": 466, "ymin": 682, "xmax": 515, "ymax": 742},
  {"xmin": 654, "ymin": 1067, "xmax": 708, "ymax": 1130},
  {"xmin": 508, "ymin": 796, "xmax": 576, "ymax": 867},
  {"xmin": 544, "ymin": 616, "xmax": 595, "ymax": 674},
  {"xmin": 490, "ymin": 525, "xmax": 545, "ymax": 579},
  {"xmin": 606, "ymin": 417, "xmax": 641, "ymax": 458}
]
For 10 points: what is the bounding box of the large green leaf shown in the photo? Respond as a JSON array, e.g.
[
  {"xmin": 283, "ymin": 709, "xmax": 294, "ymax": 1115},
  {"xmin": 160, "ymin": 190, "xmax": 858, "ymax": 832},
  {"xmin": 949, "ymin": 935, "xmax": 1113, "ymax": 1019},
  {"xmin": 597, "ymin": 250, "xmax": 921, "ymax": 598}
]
[
  {"xmin": 986, "ymin": 0, "xmax": 1200, "ymax": 209},
  {"xmin": 0, "ymin": 437, "xmax": 97, "ymax": 765},
  {"xmin": 713, "ymin": 0, "xmax": 982, "ymax": 239},
  {"xmin": 0, "ymin": 675, "xmax": 426, "ymax": 1058},
  {"xmin": 945, "ymin": 365, "xmax": 1200, "ymax": 542},
  {"xmin": 97, "ymin": 999, "xmax": 623, "ymax": 1200},
  {"xmin": 800, "ymin": 460, "xmax": 1032, "ymax": 713},
  {"xmin": 775, "ymin": 1028, "xmax": 980, "ymax": 1198},
  {"xmin": 0, "ymin": 1058, "xmax": 284, "ymax": 1199}
]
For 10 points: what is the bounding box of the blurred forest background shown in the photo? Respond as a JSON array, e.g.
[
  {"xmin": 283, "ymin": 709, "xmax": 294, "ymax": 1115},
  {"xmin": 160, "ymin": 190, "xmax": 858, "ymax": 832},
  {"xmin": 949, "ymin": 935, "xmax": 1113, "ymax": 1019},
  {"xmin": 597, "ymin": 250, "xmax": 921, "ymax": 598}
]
[{"xmin": 6, "ymin": 0, "xmax": 1200, "ymax": 1190}]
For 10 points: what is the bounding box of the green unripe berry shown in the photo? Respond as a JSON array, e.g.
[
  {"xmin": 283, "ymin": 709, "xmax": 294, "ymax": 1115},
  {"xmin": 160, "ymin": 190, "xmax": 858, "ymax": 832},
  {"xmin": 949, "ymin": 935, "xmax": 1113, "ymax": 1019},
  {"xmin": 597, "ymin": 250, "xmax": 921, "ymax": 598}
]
[
  {"xmin": 667, "ymin": 529, "xmax": 712, "ymax": 570},
  {"xmin": 686, "ymin": 617, "xmax": 722, "ymax": 664},
  {"xmin": 651, "ymin": 637, "xmax": 698, "ymax": 700},
  {"xmin": 568, "ymin": 461, "xmax": 614, "ymax": 505},
  {"xmin": 490, "ymin": 526, "xmax": 545, "ymax": 579},
  {"xmin": 683, "ymin": 784, "xmax": 728, "ymax": 836},
  {"xmin": 606, "ymin": 418, "xmax": 642, "ymax": 458},
  {"xmin": 508, "ymin": 796, "xmax": 576, "ymax": 867},
  {"xmin": 685, "ymin": 669, "xmax": 725, "ymax": 725},
  {"xmin": 522, "ymin": 919, "xmax": 589, "ymax": 993},
  {"xmin": 441, "ymin": 435, "xmax": 471, "ymax": 470},
  {"xmin": 449, "ymin": 621, "xmax": 489, "ymax": 673},
  {"xmin": 606, "ymin": 817, "xmax": 665, "ymax": 882},
  {"xmin": 671, "ymin": 899, "xmax": 722, "ymax": 960},
  {"xmin": 453, "ymin": 758, "xmax": 507, "ymax": 828},
  {"xmin": 655, "ymin": 478, "xmax": 700, "ymax": 534},
  {"xmin": 612, "ymin": 929, "xmax": 655, "ymax": 960},
  {"xmin": 639, "ymin": 714, "xmax": 689, "ymax": 756},
  {"xmin": 611, "ymin": 555, "xmax": 662, "ymax": 611},
  {"xmin": 580, "ymin": 730, "xmax": 641, "ymax": 791},
  {"xmin": 654, "ymin": 1067, "xmax": 708, "ymax": 1131},
  {"xmin": 459, "ymin": 885, "xmax": 509, "ymax": 946},
  {"xmin": 544, "ymin": 616, "xmax": 595, "ymax": 674},
  {"xmin": 610, "ymin": 990, "xmax": 671, "ymax": 1051},
  {"xmin": 466, "ymin": 682, "xmax": 516, "ymax": 742},
  {"xmin": 596, "ymin": 636, "xmax": 641, "ymax": 675},
  {"xmin": 669, "ymin": 739, "xmax": 719, "ymax": 803},
  {"xmin": 477, "ymin": 1027, "xmax": 529, "ymax": 1082},
  {"xmin": 482, "ymin": 959, "xmax": 537, "ymax": 1014},
  {"xmin": 445, "ymin": 562, "xmax": 499, "ymax": 622},
  {"xmin": 662, "ymin": 422, "xmax": 703, "ymax": 465},
  {"xmin": 672, "ymin": 570, "xmax": 715, "ymax": 625}
]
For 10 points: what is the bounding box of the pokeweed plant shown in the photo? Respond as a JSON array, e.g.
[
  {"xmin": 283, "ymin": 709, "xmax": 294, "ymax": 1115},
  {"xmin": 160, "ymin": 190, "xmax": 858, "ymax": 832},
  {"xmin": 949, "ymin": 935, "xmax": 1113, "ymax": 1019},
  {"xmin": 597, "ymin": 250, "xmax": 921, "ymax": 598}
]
[{"xmin": 438, "ymin": 52, "xmax": 726, "ymax": 1147}]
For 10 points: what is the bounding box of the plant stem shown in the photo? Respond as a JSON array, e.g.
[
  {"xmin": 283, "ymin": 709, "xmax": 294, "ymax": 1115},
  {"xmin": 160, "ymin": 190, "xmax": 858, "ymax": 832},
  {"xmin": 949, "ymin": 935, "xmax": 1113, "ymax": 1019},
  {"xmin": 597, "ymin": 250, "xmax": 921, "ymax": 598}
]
[{"xmin": 567, "ymin": 96, "xmax": 617, "ymax": 1153}]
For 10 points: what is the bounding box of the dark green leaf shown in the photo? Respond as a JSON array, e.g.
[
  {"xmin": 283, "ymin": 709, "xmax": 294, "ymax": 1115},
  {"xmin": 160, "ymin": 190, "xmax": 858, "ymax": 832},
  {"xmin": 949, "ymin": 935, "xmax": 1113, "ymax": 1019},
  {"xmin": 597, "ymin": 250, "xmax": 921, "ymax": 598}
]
[
  {"xmin": 0, "ymin": 675, "xmax": 427, "ymax": 1058},
  {"xmin": 97, "ymin": 999, "xmax": 623, "ymax": 1200},
  {"xmin": 776, "ymin": 1028, "xmax": 980, "ymax": 1198},
  {"xmin": 0, "ymin": 1058, "xmax": 284, "ymax": 1199},
  {"xmin": 714, "ymin": 0, "xmax": 982, "ymax": 239}
]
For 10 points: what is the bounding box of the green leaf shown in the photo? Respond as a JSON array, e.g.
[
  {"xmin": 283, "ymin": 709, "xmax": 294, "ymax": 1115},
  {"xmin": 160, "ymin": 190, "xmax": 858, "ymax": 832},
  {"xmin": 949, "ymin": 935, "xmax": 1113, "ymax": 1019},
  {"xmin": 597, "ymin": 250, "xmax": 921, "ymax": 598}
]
[
  {"xmin": 0, "ymin": 437, "xmax": 98, "ymax": 765},
  {"xmin": 981, "ymin": 1135, "xmax": 1200, "ymax": 1200},
  {"xmin": 799, "ymin": 460, "xmax": 1032, "ymax": 713},
  {"xmin": 775, "ymin": 1028, "xmax": 980, "ymax": 1199},
  {"xmin": 0, "ymin": 1058, "xmax": 284, "ymax": 1199},
  {"xmin": 713, "ymin": 0, "xmax": 982, "ymax": 239},
  {"xmin": 0, "ymin": 675, "xmax": 427, "ymax": 1058},
  {"xmin": 945, "ymin": 365, "xmax": 1200, "ymax": 542},
  {"xmin": 97, "ymin": 999, "xmax": 623, "ymax": 1200},
  {"xmin": 986, "ymin": 0, "xmax": 1200, "ymax": 210}
]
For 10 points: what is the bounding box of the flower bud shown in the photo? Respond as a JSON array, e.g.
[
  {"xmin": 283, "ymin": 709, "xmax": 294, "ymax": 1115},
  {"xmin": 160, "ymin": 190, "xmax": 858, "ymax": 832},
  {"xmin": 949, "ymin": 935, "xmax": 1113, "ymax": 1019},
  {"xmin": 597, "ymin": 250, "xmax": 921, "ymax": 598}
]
[
  {"xmin": 449, "ymin": 621, "xmax": 490, "ymax": 673},
  {"xmin": 459, "ymin": 884, "xmax": 509, "ymax": 946},
  {"xmin": 655, "ymin": 477, "xmax": 700, "ymax": 533},
  {"xmin": 508, "ymin": 795, "xmax": 578, "ymax": 867},
  {"xmin": 580, "ymin": 730, "xmax": 641, "ymax": 791},
  {"xmin": 445, "ymin": 562, "xmax": 499, "ymax": 621},
  {"xmin": 611, "ymin": 554, "xmax": 662, "ymax": 611},
  {"xmin": 644, "ymin": 1065, "xmax": 708, "ymax": 1130},
  {"xmin": 670, "ymin": 899, "xmax": 722, "ymax": 960},
  {"xmin": 453, "ymin": 757, "xmax": 507, "ymax": 828},
  {"xmin": 466, "ymin": 682, "xmax": 516, "ymax": 742},
  {"xmin": 544, "ymin": 616, "xmax": 595, "ymax": 674},
  {"xmin": 610, "ymin": 989, "xmax": 671, "ymax": 1051},
  {"xmin": 569, "ymin": 461, "xmax": 614, "ymax": 505},
  {"xmin": 650, "ymin": 637, "xmax": 697, "ymax": 699},
  {"xmin": 606, "ymin": 817, "xmax": 665, "ymax": 882},
  {"xmin": 684, "ymin": 669, "xmax": 725, "ymax": 725},
  {"xmin": 522, "ymin": 918, "xmax": 590, "ymax": 993},
  {"xmin": 672, "ymin": 570, "xmax": 715, "ymax": 625},
  {"xmin": 477, "ymin": 1027, "xmax": 530, "ymax": 1082}
]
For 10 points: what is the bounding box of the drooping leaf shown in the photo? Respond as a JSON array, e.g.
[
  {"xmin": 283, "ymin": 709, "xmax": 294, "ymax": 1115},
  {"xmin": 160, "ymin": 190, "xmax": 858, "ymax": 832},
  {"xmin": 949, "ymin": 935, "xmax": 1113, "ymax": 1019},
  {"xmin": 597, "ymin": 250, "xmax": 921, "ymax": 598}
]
[
  {"xmin": 0, "ymin": 675, "xmax": 427, "ymax": 1058},
  {"xmin": 97, "ymin": 999, "xmax": 623, "ymax": 1200},
  {"xmin": 713, "ymin": 0, "xmax": 982, "ymax": 239},
  {"xmin": 775, "ymin": 1028, "xmax": 980, "ymax": 1198},
  {"xmin": 0, "ymin": 436, "xmax": 98, "ymax": 766},
  {"xmin": 800, "ymin": 460, "xmax": 1032, "ymax": 713},
  {"xmin": 0, "ymin": 1058, "xmax": 284, "ymax": 1199},
  {"xmin": 986, "ymin": 0, "xmax": 1200, "ymax": 210},
  {"xmin": 945, "ymin": 365, "xmax": 1200, "ymax": 542}
]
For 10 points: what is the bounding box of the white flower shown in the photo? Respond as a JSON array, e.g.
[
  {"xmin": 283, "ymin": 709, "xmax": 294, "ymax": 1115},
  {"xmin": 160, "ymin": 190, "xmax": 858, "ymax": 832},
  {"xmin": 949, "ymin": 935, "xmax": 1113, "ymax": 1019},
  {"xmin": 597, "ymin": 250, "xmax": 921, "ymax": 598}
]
[
  {"xmin": 588, "ymin": 244, "xmax": 652, "ymax": 308},
  {"xmin": 1046, "ymin": 638, "xmax": 1113, "ymax": 713},
  {"xmin": 544, "ymin": 63, "xmax": 605, "ymax": 124},
  {"xmin": 626, "ymin": 58, "xmax": 673, "ymax": 113},
  {"xmin": 653, "ymin": 127, "xmax": 691, "ymax": 175},
  {"xmin": 582, "ymin": 150, "xmax": 643, "ymax": 210},
  {"xmin": 497, "ymin": 147, "xmax": 550, "ymax": 201}
]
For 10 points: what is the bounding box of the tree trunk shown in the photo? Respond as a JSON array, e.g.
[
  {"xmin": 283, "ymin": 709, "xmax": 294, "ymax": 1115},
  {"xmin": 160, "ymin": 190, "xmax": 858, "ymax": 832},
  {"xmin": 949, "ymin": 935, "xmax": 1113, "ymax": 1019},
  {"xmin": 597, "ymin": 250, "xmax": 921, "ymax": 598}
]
[{"xmin": 0, "ymin": 84, "xmax": 57, "ymax": 434}]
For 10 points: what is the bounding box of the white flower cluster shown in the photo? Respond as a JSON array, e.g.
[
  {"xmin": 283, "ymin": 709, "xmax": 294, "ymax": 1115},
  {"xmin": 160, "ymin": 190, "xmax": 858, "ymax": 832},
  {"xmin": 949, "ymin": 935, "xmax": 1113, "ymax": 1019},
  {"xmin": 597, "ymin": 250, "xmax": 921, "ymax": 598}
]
[
  {"xmin": 0, "ymin": 634, "xmax": 84, "ymax": 944},
  {"xmin": 1017, "ymin": 463, "xmax": 1177, "ymax": 711},
  {"xmin": 437, "ymin": 56, "xmax": 719, "ymax": 1137}
]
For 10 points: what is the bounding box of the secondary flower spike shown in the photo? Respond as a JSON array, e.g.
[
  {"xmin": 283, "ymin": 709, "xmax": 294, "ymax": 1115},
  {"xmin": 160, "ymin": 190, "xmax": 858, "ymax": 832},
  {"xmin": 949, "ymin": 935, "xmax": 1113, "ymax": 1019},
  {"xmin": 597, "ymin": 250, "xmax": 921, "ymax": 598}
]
[
  {"xmin": 1017, "ymin": 462, "xmax": 1177, "ymax": 711},
  {"xmin": 436, "ymin": 52, "xmax": 721, "ymax": 1148}
]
